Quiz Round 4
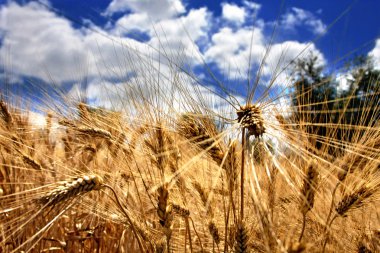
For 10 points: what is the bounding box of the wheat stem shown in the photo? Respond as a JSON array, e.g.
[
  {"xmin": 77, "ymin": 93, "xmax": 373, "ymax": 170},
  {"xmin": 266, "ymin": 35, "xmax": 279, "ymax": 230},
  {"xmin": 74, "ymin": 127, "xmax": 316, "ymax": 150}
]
[
  {"xmin": 189, "ymin": 217, "xmax": 204, "ymax": 252},
  {"xmin": 240, "ymin": 128, "xmax": 246, "ymax": 222},
  {"xmin": 102, "ymin": 184, "xmax": 145, "ymax": 252},
  {"xmin": 299, "ymin": 214, "xmax": 307, "ymax": 242}
]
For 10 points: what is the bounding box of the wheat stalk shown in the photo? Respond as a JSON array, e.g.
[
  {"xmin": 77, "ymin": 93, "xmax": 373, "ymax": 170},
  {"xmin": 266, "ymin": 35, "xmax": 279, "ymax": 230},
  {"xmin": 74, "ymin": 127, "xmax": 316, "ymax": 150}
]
[{"xmin": 237, "ymin": 104, "xmax": 266, "ymax": 223}]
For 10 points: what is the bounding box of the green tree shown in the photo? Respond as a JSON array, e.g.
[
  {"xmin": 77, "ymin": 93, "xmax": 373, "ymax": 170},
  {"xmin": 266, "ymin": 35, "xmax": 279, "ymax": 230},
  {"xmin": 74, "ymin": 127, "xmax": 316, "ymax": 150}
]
[
  {"xmin": 335, "ymin": 56, "xmax": 380, "ymax": 142},
  {"xmin": 291, "ymin": 54, "xmax": 380, "ymax": 153},
  {"xmin": 291, "ymin": 54, "xmax": 336, "ymax": 150}
]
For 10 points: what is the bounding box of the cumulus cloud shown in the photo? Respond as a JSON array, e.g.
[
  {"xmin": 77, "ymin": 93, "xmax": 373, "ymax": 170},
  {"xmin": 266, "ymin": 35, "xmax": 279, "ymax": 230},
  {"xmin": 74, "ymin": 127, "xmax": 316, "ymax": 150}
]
[
  {"xmin": 203, "ymin": 2, "xmax": 325, "ymax": 83},
  {"xmin": 243, "ymin": 1, "xmax": 261, "ymax": 11},
  {"xmin": 222, "ymin": 3, "xmax": 246, "ymax": 24},
  {"xmin": 0, "ymin": 1, "xmax": 152, "ymax": 83},
  {"xmin": 263, "ymin": 41, "xmax": 325, "ymax": 76},
  {"xmin": 0, "ymin": 1, "xmax": 206, "ymax": 85},
  {"xmin": 0, "ymin": 0, "xmax": 326, "ymax": 85},
  {"xmin": 111, "ymin": 7, "xmax": 210, "ymax": 69},
  {"xmin": 204, "ymin": 26, "xmax": 265, "ymax": 78},
  {"xmin": 104, "ymin": 0, "xmax": 185, "ymax": 20},
  {"xmin": 147, "ymin": 8, "xmax": 209, "ymax": 61},
  {"xmin": 368, "ymin": 39, "xmax": 380, "ymax": 70},
  {"xmin": 204, "ymin": 24, "xmax": 324, "ymax": 84},
  {"xmin": 281, "ymin": 7, "xmax": 326, "ymax": 35},
  {"xmin": 0, "ymin": 2, "xmax": 87, "ymax": 82},
  {"xmin": 112, "ymin": 12, "xmax": 151, "ymax": 34},
  {"xmin": 335, "ymin": 72, "xmax": 353, "ymax": 95}
]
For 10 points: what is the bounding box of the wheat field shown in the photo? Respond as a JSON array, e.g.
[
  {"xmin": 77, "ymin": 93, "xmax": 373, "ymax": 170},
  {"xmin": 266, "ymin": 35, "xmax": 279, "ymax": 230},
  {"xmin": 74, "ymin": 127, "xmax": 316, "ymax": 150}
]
[{"xmin": 0, "ymin": 1, "xmax": 380, "ymax": 252}]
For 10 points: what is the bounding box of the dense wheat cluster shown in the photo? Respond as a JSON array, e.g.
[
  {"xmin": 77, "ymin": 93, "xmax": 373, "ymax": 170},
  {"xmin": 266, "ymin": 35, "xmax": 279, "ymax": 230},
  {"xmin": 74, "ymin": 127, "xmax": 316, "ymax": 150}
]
[{"xmin": 1, "ymin": 1, "xmax": 380, "ymax": 253}]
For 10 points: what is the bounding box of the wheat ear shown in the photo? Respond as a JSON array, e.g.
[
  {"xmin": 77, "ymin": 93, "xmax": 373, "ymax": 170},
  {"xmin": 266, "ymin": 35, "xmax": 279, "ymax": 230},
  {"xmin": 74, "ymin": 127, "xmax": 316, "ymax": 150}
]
[
  {"xmin": 299, "ymin": 162, "xmax": 318, "ymax": 241},
  {"xmin": 157, "ymin": 184, "xmax": 173, "ymax": 251},
  {"xmin": 78, "ymin": 102, "xmax": 90, "ymax": 122},
  {"xmin": 0, "ymin": 99, "xmax": 13, "ymax": 126},
  {"xmin": 178, "ymin": 113, "xmax": 224, "ymax": 164},
  {"xmin": 335, "ymin": 185, "xmax": 374, "ymax": 216},
  {"xmin": 21, "ymin": 153, "xmax": 42, "ymax": 170},
  {"xmin": 171, "ymin": 203, "xmax": 193, "ymax": 251},
  {"xmin": 208, "ymin": 221, "xmax": 221, "ymax": 245},
  {"xmin": 287, "ymin": 241, "xmax": 307, "ymax": 253},
  {"xmin": 234, "ymin": 222, "xmax": 249, "ymax": 253},
  {"xmin": 38, "ymin": 175, "xmax": 103, "ymax": 206},
  {"xmin": 76, "ymin": 126, "xmax": 112, "ymax": 139},
  {"xmin": 237, "ymin": 104, "xmax": 265, "ymax": 138},
  {"xmin": 157, "ymin": 185, "xmax": 173, "ymax": 228},
  {"xmin": 171, "ymin": 203, "xmax": 190, "ymax": 218},
  {"xmin": 323, "ymin": 184, "xmax": 376, "ymax": 252}
]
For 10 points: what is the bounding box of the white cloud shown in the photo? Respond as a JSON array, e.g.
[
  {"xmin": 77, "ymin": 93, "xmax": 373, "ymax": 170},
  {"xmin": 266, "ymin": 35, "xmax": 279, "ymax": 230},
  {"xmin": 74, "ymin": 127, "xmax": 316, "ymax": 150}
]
[
  {"xmin": 109, "ymin": 5, "xmax": 210, "ymax": 65},
  {"xmin": 263, "ymin": 41, "xmax": 325, "ymax": 77},
  {"xmin": 0, "ymin": 2, "xmax": 154, "ymax": 83},
  {"xmin": 204, "ymin": 25, "xmax": 325, "ymax": 84},
  {"xmin": 28, "ymin": 111, "xmax": 47, "ymax": 128},
  {"xmin": 0, "ymin": 1, "xmax": 209, "ymax": 91},
  {"xmin": 203, "ymin": 3, "xmax": 325, "ymax": 82},
  {"xmin": 281, "ymin": 7, "xmax": 326, "ymax": 35},
  {"xmin": 112, "ymin": 12, "xmax": 150, "ymax": 34},
  {"xmin": 204, "ymin": 26, "xmax": 266, "ymax": 78},
  {"xmin": 0, "ymin": 2, "xmax": 86, "ymax": 82},
  {"xmin": 369, "ymin": 39, "xmax": 380, "ymax": 70},
  {"xmin": 336, "ymin": 72, "xmax": 353, "ymax": 95},
  {"xmin": 147, "ymin": 8, "xmax": 209, "ymax": 62},
  {"xmin": 222, "ymin": 3, "xmax": 246, "ymax": 24},
  {"xmin": 243, "ymin": 1, "xmax": 261, "ymax": 12},
  {"xmin": 104, "ymin": 0, "xmax": 185, "ymax": 20}
]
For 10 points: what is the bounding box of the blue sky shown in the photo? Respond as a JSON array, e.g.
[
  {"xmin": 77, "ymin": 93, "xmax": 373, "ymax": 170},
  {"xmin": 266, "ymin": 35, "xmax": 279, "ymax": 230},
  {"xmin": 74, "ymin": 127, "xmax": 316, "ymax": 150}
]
[
  {"xmin": 29, "ymin": 0, "xmax": 380, "ymax": 63},
  {"xmin": 0, "ymin": 0, "xmax": 379, "ymax": 110}
]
